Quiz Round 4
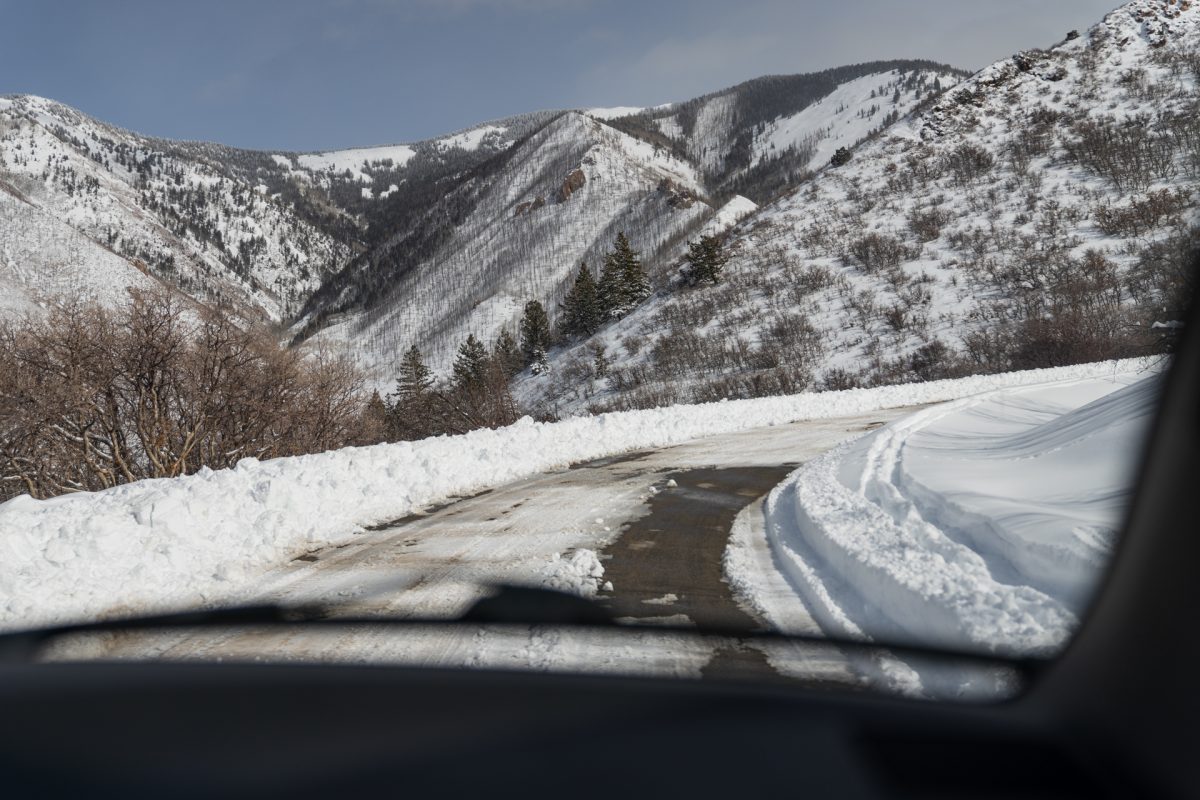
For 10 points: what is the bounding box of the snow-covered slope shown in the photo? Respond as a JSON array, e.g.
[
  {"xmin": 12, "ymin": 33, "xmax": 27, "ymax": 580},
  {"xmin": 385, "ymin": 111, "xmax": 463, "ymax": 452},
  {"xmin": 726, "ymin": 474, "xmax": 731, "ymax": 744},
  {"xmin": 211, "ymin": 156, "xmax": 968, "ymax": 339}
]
[
  {"xmin": 750, "ymin": 68, "xmax": 951, "ymax": 172},
  {"xmin": 303, "ymin": 111, "xmax": 717, "ymax": 378},
  {"xmin": 605, "ymin": 61, "xmax": 965, "ymax": 202},
  {"xmin": 524, "ymin": 0, "xmax": 1200, "ymax": 416},
  {"xmin": 0, "ymin": 184, "xmax": 163, "ymax": 316},
  {"xmin": 0, "ymin": 95, "xmax": 355, "ymax": 321},
  {"xmin": 749, "ymin": 366, "xmax": 1158, "ymax": 681}
]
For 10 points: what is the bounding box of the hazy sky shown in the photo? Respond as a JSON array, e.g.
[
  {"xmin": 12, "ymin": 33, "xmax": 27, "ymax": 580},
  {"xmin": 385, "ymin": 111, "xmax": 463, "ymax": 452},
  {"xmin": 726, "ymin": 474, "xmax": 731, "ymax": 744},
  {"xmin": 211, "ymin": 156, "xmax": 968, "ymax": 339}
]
[{"xmin": 0, "ymin": 0, "xmax": 1120, "ymax": 152}]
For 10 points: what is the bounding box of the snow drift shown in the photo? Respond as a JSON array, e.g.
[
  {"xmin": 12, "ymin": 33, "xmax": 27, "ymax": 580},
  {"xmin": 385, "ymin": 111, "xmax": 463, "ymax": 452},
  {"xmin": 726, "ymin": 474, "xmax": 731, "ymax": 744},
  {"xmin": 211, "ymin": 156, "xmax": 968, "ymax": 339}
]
[{"xmin": 761, "ymin": 367, "xmax": 1160, "ymax": 660}]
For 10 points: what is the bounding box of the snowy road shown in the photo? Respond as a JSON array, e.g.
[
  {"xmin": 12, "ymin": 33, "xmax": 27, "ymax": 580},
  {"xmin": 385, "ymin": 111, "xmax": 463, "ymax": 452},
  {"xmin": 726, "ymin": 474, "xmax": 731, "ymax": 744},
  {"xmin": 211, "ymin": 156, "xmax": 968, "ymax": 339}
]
[{"xmin": 63, "ymin": 409, "xmax": 915, "ymax": 681}]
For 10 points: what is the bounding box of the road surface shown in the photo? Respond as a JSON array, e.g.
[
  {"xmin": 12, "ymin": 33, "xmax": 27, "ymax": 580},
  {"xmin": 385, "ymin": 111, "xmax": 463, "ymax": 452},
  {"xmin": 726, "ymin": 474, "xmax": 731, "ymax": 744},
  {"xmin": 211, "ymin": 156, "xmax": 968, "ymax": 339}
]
[{"xmin": 59, "ymin": 408, "xmax": 915, "ymax": 682}]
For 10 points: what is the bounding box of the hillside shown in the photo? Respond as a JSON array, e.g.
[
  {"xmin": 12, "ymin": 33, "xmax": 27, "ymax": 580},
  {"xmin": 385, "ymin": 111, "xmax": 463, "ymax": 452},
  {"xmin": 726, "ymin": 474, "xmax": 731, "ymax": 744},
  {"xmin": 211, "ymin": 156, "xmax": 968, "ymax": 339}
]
[
  {"xmin": 0, "ymin": 95, "xmax": 356, "ymax": 321},
  {"xmin": 520, "ymin": 0, "xmax": 1199, "ymax": 416},
  {"xmin": 296, "ymin": 61, "xmax": 964, "ymax": 379},
  {"xmin": 604, "ymin": 60, "xmax": 966, "ymax": 204},
  {"xmin": 1, "ymin": 59, "xmax": 961, "ymax": 362}
]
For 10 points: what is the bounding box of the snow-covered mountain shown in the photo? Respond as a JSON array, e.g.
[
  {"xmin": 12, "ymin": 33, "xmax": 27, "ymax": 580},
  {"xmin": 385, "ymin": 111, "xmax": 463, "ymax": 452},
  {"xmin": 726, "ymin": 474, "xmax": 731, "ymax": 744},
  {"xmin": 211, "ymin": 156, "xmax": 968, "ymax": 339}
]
[
  {"xmin": 299, "ymin": 111, "xmax": 713, "ymax": 375},
  {"xmin": 0, "ymin": 95, "xmax": 356, "ymax": 321},
  {"xmin": 1, "ymin": 58, "xmax": 959, "ymax": 369},
  {"xmin": 295, "ymin": 60, "xmax": 964, "ymax": 378},
  {"xmin": 0, "ymin": 96, "xmax": 558, "ymax": 322},
  {"xmin": 601, "ymin": 60, "xmax": 965, "ymax": 203},
  {"xmin": 521, "ymin": 0, "xmax": 1200, "ymax": 415}
]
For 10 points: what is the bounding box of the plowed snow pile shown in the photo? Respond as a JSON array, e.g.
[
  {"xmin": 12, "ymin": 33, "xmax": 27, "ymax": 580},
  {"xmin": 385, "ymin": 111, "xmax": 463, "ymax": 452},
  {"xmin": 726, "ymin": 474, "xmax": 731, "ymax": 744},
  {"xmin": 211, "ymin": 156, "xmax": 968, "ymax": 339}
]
[{"xmin": 761, "ymin": 368, "xmax": 1160, "ymax": 661}]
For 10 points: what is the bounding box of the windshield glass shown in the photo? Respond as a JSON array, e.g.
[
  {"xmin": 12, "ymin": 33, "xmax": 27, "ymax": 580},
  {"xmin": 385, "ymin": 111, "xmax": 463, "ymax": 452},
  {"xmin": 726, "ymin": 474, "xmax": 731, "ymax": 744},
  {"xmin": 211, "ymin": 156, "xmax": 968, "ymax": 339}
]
[{"xmin": 0, "ymin": 0, "xmax": 1194, "ymax": 701}]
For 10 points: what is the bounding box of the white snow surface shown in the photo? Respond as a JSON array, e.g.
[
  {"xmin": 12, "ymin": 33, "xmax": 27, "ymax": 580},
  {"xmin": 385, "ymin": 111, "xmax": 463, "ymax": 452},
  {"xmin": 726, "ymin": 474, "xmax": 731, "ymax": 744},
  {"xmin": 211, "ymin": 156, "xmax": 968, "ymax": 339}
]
[
  {"xmin": 752, "ymin": 69, "xmax": 954, "ymax": 171},
  {"xmin": 0, "ymin": 358, "xmax": 1154, "ymax": 632},
  {"xmin": 700, "ymin": 195, "xmax": 758, "ymax": 237},
  {"xmin": 296, "ymin": 144, "xmax": 417, "ymax": 181},
  {"xmin": 585, "ymin": 106, "xmax": 645, "ymax": 120},
  {"xmin": 751, "ymin": 366, "xmax": 1160, "ymax": 662},
  {"xmin": 435, "ymin": 124, "xmax": 507, "ymax": 151}
]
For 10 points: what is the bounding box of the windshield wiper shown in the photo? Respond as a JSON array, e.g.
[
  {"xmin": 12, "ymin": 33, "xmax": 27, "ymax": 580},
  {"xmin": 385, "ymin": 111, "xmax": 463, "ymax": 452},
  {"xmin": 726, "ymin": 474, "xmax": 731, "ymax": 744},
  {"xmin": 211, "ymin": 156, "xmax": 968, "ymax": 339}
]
[{"xmin": 0, "ymin": 585, "xmax": 1048, "ymax": 677}]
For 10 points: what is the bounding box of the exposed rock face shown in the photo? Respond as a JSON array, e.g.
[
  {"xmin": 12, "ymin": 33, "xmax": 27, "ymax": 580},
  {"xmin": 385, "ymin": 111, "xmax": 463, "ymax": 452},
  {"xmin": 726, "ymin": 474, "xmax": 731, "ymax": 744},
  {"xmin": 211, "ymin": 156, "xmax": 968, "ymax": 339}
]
[
  {"xmin": 513, "ymin": 196, "xmax": 545, "ymax": 217},
  {"xmin": 557, "ymin": 168, "xmax": 586, "ymax": 202},
  {"xmin": 658, "ymin": 177, "xmax": 696, "ymax": 209}
]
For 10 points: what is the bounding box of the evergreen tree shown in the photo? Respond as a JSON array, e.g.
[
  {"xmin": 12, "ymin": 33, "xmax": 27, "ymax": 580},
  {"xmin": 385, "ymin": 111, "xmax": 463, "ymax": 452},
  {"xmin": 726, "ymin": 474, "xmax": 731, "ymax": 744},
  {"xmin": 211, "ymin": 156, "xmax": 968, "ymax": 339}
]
[
  {"xmin": 598, "ymin": 251, "xmax": 625, "ymax": 321},
  {"xmin": 394, "ymin": 344, "xmax": 432, "ymax": 402},
  {"xmin": 363, "ymin": 390, "xmax": 391, "ymax": 443},
  {"xmin": 591, "ymin": 344, "xmax": 610, "ymax": 378},
  {"xmin": 387, "ymin": 345, "xmax": 435, "ymax": 440},
  {"xmin": 518, "ymin": 300, "xmax": 551, "ymax": 367},
  {"xmin": 684, "ymin": 234, "xmax": 729, "ymax": 287},
  {"xmin": 493, "ymin": 329, "xmax": 523, "ymax": 377},
  {"xmin": 615, "ymin": 232, "xmax": 649, "ymax": 310},
  {"xmin": 560, "ymin": 262, "xmax": 601, "ymax": 338},
  {"xmin": 452, "ymin": 334, "xmax": 490, "ymax": 389},
  {"xmin": 830, "ymin": 147, "xmax": 853, "ymax": 167},
  {"xmin": 599, "ymin": 232, "xmax": 648, "ymax": 319}
]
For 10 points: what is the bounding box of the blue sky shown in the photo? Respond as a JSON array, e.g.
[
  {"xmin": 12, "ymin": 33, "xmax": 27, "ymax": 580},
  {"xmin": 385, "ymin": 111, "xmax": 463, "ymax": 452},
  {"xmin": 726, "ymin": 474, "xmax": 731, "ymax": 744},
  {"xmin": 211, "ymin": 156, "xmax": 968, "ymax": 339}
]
[{"xmin": 0, "ymin": 0, "xmax": 1119, "ymax": 151}]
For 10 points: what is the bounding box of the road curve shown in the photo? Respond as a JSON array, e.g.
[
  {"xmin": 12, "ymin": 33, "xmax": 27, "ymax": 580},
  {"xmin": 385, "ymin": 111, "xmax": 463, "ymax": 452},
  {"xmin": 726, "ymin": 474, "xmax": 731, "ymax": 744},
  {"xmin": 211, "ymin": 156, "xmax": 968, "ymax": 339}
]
[{"xmin": 60, "ymin": 409, "xmax": 915, "ymax": 682}]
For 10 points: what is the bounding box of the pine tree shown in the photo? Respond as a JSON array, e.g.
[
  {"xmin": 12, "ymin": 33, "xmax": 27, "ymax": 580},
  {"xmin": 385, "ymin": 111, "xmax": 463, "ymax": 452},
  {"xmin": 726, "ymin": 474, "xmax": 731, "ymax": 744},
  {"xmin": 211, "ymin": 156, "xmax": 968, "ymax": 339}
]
[
  {"xmin": 387, "ymin": 345, "xmax": 435, "ymax": 440},
  {"xmin": 598, "ymin": 251, "xmax": 624, "ymax": 321},
  {"xmin": 518, "ymin": 300, "xmax": 551, "ymax": 367},
  {"xmin": 394, "ymin": 344, "xmax": 432, "ymax": 402},
  {"xmin": 453, "ymin": 334, "xmax": 490, "ymax": 389},
  {"xmin": 615, "ymin": 232, "xmax": 649, "ymax": 311},
  {"xmin": 362, "ymin": 390, "xmax": 391, "ymax": 443},
  {"xmin": 560, "ymin": 262, "xmax": 601, "ymax": 338},
  {"xmin": 591, "ymin": 344, "xmax": 610, "ymax": 378},
  {"xmin": 493, "ymin": 329, "xmax": 523, "ymax": 377},
  {"xmin": 685, "ymin": 234, "xmax": 729, "ymax": 287},
  {"xmin": 830, "ymin": 146, "xmax": 852, "ymax": 167},
  {"xmin": 599, "ymin": 232, "xmax": 648, "ymax": 320}
]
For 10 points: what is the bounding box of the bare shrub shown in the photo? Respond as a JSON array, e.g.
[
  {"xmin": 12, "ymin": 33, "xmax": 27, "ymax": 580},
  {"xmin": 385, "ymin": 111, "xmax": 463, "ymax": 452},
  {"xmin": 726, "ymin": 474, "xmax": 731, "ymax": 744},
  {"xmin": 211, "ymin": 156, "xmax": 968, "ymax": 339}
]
[
  {"xmin": 845, "ymin": 233, "xmax": 907, "ymax": 273},
  {"xmin": 906, "ymin": 340, "xmax": 968, "ymax": 382},
  {"xmin": 1093, "ymin": 188, "xmax": 1192, "ymax": 237},
  {"xmin": 1124, "ymin": 228, "xmax": 1200, "ymax": 346},
  {"xmin": 0, "ymin": 290, "xmax": 372, "ymax": 500},
  {"xmin": 430, "ymin": 362, "xmax": 519, "ymax": 436},
  {"xmin": 818, "ymin": 368, "xmax": 862, "ymax": 391},
  {"xmin": 907, "ymin": 206, "xmax": 952, "ymax": 242},
  {"xmin": 943, "ymin": 143, "xmax": 995, "ymax": 186},
  {"xmin": 765, "ymin": 312, "xmax": 823, "ymax": 360},
  {"xmin": 1065, "ymin": 115, "xmax": 1178, "ymax": 192}
]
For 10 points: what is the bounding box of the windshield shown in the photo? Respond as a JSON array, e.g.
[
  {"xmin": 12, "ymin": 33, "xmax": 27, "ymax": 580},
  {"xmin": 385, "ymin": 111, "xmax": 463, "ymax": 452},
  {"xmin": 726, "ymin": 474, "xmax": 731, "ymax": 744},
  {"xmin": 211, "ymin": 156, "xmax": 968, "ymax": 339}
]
[{"xmin": 0, "ymin": 0, "xmax": 1194, "ymax": 701}]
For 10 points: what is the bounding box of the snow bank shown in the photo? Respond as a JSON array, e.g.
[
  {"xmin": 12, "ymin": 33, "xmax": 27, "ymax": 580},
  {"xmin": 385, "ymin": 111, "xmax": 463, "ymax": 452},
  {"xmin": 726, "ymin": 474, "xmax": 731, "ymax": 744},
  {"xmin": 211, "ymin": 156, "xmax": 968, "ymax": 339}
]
[
  {"xmin": 760, "ymin": 366, "xmax": 1160, "ymax": 661},
  {"xmin": 0, "ymin": 357, "xmax": 1156, "ymax": 630}
]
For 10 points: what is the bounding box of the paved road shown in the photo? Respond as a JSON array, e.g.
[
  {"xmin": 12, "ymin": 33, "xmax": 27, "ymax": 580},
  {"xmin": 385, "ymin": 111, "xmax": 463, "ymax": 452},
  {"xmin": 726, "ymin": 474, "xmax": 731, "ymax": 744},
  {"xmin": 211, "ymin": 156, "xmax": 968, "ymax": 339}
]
[{"xmin": 68, "ymin": 409, "xmax": 913, "ymax": 682}]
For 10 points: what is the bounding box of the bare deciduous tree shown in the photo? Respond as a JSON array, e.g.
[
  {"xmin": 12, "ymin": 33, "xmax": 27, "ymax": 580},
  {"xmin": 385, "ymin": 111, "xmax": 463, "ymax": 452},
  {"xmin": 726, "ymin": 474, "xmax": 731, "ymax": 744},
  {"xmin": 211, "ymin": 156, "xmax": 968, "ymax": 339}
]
[{"xmin": 0, "ymin": 289, "xmax": 373, "ymax": 501}]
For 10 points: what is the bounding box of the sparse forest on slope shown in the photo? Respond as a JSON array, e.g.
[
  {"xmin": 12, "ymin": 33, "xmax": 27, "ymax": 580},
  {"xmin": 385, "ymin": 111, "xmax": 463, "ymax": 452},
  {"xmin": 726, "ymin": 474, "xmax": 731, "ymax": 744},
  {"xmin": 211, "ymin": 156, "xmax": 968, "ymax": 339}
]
[
  {"xmin": 0, "ymin": 95, "xmax": 356, "ymax": 321},
  {"xmin": 520, "ymin": 0, "xmax": 1199, "ymax": 416},
  {"xmin": 2, "ymin": 58, "xmax": 967, "ymax": 392},
  {"xmin": 604, "ymin": 60, "xmax": 968, "ymax": 204}
]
